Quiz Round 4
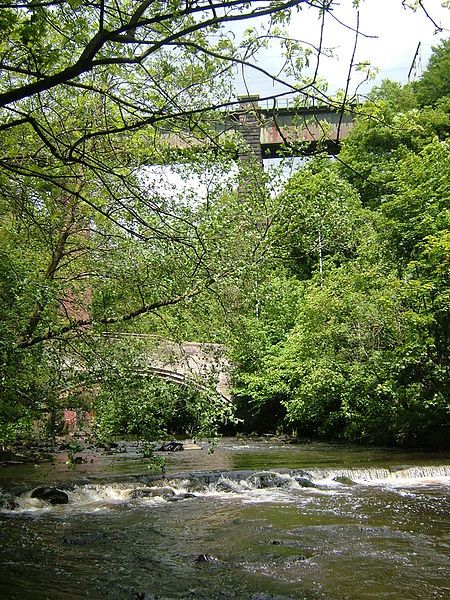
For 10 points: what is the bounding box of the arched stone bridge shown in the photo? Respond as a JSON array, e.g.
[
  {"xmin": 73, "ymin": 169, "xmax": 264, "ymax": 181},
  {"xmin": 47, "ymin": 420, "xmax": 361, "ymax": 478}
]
[{"xmin": 103, "ymin": 334, "xmax": 232, "ymax": 402}]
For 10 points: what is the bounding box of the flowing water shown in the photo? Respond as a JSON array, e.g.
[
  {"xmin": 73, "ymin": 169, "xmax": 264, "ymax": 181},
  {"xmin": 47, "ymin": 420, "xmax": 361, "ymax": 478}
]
[{"xmin": 0, "ymin": 438, "xmax": 449, "ymax": 599}]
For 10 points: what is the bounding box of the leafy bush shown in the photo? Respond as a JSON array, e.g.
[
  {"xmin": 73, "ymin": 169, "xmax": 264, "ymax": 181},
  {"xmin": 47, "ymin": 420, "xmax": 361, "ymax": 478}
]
[{"xmin": 92, "ymin": 373, "xmax": 234, "ymax": 444}]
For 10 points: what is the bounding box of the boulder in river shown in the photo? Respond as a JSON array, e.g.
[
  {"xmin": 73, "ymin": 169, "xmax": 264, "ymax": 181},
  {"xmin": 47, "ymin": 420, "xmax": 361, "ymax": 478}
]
[
  {"xmin": 166, "ymin": 492, "xmax": 196, "ymax": 502},
  {"xmin": 157, "ymin": 441, "xmax": 183, "ymax": 452},
  {"xmin": 216, "ymin": 480, "xmax": 236, "ymax": 492},
  {"xmin": 0, "ymin": 493, "xmax": 17, "ymax": 510},
  {"xmin": 186, "ymin": 471, "xmax": 223, "ymax": 488},
  {"xmin": 293, "ymin": 476, "xmax": 317, "ymax": 488},
  {"xmin": 134, "ymin": 592, "xmax": 155, "ymax": 600},
  {"xmin": 194, "ymin": 554, "xmax": 220, "ymax": 564},
  {"xmin": 333, "ymin": 475, "xmax": 356, "ymax": 486},
  {"xmin": 389, "ymin": 465, "xmax": 414, "ymax": 473},
  {"xmin": 290, "ymin": 469, "xmax": 311, "ymax": 478},
  {"xmin": 30, "ymin": 487, "xmax": 69, "ymax": 505},
  {"xmin": 131, "ymin": 486, "xmax": 175, "ymax": 499},
  {"xmin": 248, "ymin": 472, "xmax": 283, "ymax": 488}
]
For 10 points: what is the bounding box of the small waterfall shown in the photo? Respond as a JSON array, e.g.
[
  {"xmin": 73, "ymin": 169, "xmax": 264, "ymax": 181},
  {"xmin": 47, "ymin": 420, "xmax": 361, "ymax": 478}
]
[
  {"xmin": 2, "ymin": 465, "xmax": 449, "ymax": 514},
  {"xmin": 308, "ymin": 465, "xmax": 450, "ymax": 482},
  {"xmin": 388, "ymin": 465, "xmax": 450, "ymax": 478}
]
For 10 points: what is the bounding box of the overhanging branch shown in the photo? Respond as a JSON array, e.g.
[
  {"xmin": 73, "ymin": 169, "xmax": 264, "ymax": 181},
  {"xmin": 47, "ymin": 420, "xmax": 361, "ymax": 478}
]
[
  {"xmin": 17, "ymin": 279, "xmax": 216, "ymax": 349},
  {"xmin": 0, "ymin": 0, "xmax": 309, "ymax": 109}
]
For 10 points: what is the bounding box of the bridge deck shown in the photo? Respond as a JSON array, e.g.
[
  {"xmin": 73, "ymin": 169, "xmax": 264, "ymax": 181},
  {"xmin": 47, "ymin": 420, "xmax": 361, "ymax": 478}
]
[
  {"xmin": 230, "ymin": 105, "xmax": 355, "ymax": 158},
  {"xmin": 159, "ymin": 102, "xmax": 356, "ymax": 159}
]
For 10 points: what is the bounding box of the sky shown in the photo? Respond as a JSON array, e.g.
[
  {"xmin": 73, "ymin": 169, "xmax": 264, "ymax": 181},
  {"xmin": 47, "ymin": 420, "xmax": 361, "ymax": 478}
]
[{"xmin": 235, "ymin": 0, "xmax": 449, "ymax": 100}]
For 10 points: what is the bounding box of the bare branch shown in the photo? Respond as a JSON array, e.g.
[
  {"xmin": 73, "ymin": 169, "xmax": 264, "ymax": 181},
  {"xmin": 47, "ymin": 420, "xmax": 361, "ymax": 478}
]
[
  {"xmin": 336, "ymin": 10, "xmax": 359, "ymax": 143},
  {"xmin": 402, "ymin": 1, "xmax": 445, "ymax": 33}
]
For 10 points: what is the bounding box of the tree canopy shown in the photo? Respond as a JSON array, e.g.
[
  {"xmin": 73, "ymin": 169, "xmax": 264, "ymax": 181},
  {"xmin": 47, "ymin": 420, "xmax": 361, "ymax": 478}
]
[
  {"xmin": 413, "ymin": 38, "xmax": 450, "ymax": 107},
  {"xmin": 233, "ymin": 39, "xmax": 450, "ymax": 446},
  {"xmin": 0, "ymin": 1, "xmax": 448, "ymax": 447},
  {"xmin": 2, "ymin": 0, "xmax": 335, "ymax": 441}
]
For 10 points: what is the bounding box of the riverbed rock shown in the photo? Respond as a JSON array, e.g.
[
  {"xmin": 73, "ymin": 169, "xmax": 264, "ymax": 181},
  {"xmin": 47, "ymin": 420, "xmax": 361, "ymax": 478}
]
[
  {"xmin": 167, "ymin": 492, "xmax": 196, "ymax": 502},
  {"xmin": 293, "ymin": 476, "xmax": 317, "ymax": 488},
  {"xmin": 158, "ymin": 441, "xmax": 183, "ymax": 452},
  {"xmin": 194, "ymin": 553, "xmax": 220, "ymax": 564},
  {"xmin": 290, "ymin": 469, "xmax": 311, "ymax": 478},
  {"xmin": 30, "ymin": 487, "xmax": 69, "ymax": 505},
  {"xmin": 0, "ymin": 448, "xmax": 27, "ymax": 464},
  {"xmin": 0, "ymin": 493, "xmax": 17, "ymax": 510},
  {"xmin": 248, "ymin": 472, "xmax": 283, "ymax": 488},
  {"xmin": 131, "ymin": 486, "xmax": 175, "ymax": 499},
  {"xmin": 389, "ymin": 465, "xmax": 414, "ymax": 473},
  {"xmin": 216, "ymin": 479, "xmax": 236, "ymax": 492},
  {"xmin": 189, "ymin": 472, "xmax": 221, "ymax": 487},
  {"xmin": 134, "ymin": 592, "xmax": 155, "ymax": 600},
  {"xmin": 333, "ymin": 475, "xmax": 356, "ymax": 485}
]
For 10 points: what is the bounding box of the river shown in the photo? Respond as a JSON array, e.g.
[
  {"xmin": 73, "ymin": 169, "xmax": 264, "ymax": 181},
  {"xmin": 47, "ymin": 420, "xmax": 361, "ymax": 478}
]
[{"xmin": 1, "ymin": 437, "xmax": 449, "ymax": 599}]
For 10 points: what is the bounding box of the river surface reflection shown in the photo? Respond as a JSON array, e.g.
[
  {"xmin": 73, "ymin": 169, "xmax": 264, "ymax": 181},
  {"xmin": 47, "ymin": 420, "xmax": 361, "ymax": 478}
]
[{"xmin": 0, "ymin": 438, "xmax": 449, "ymax": 599}]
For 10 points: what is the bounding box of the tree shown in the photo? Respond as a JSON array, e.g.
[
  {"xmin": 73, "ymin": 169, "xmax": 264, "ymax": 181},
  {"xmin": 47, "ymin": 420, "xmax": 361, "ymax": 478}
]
[
  {"xmin": 231, "ymin": 23, "xmax": 450, "ymax": 445},
  {"xmin": 337, "ymin": 83, "xmax": 450, "ymax": 207},
  {"xmin": 234, "ymin": 135, "xmax": 449, "ymax": 445},
  {"xmin": 0, "ymin": 1, "xmax": 336, "ymax": 347},
  {"xmin": 0, "ymin": 0, "xmax": 331, "ymax": 188},
  {"xmin": 0, "ymin": 150, "xmax": 272, "ymax": 440},
  {"xmin": 1, "ymin": 1, "xmax": 443, "ymax": 349},
  {"xmin": 1, "ymin": 1, "xmax": 446, "ymax": 443},
  {"xmin": 275, "ymin": 159, "xmax": 365, "ymax": 277},
  {"xmin": 3, "ymin": 0, "xmax": 352, "ymax": 443},
  {"xmin": 413, "ymin": 38, "xmax": 450, "ymax": 107}
]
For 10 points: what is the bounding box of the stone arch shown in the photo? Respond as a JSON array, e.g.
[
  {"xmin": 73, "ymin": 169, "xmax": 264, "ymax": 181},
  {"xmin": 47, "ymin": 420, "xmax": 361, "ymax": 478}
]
[{"xmin": 60, "ymin": 335, "xmax": 232, "ymax": 403}]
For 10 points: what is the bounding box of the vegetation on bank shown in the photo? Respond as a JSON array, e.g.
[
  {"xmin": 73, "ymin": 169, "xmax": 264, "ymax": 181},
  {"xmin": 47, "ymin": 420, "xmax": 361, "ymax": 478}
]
[
  {"xmin": 232, "ymin": 40, "xmax": 450, "ymax": 446},
  {"xmin": 0, "ymin": 4, "xmax": 448, "ymax": 450}
]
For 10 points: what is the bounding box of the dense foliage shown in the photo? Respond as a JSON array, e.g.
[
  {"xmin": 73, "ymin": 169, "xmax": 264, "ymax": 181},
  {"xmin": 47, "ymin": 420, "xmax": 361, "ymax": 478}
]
[
  {"xmin": 233, "ymin": 44, "xmax": 450, "ymax": 447},
  {"xmin": 0, "ymin": 1, "xmax": 448, "ymax": 449},
  {"xmin": 1, "ymin": 0, "xmax": 307, "ymax": 443}
]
